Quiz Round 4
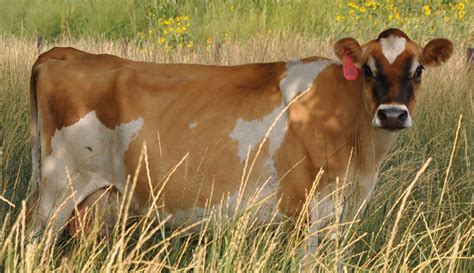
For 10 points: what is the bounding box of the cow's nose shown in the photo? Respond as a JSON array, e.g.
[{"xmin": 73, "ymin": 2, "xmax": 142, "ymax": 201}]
[
  {"xmin": 377, "ymin": 108, "xmax": 408, "ymax": 123},
  {"xmin": 374, "ymin": 105, "xmax": 411, "ymax": 130}
]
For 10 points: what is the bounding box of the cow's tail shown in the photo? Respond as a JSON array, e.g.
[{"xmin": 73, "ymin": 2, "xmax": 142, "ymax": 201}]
[{"xmin": 27, "ymin": 64, "xmax": 41, "ymax": 216}]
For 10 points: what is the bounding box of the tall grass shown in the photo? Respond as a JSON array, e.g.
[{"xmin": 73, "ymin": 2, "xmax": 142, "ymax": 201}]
[
  {"xmin": 1, "ymin": 27, "xmax": 472, "ymax": 271},
  {"xmin": 1, "ymin": 0, "xmax": 473, "ymax": 271}
]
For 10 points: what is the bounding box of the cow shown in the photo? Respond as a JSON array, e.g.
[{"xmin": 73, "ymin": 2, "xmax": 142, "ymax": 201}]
[{"xmin": 27, "ymin": 29, "xmax": 453, "ymax": 244}]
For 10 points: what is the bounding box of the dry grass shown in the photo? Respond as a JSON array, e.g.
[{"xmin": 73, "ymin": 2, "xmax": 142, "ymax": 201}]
[{"xmin": 0, "ymin": 33, "xmax": 472, "ymax": 272}]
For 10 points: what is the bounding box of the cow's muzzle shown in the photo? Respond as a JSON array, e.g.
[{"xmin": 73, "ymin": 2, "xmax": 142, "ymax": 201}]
[{"xmin": 373, "ymin": 104, "xmax": 412, "ymax": 130}]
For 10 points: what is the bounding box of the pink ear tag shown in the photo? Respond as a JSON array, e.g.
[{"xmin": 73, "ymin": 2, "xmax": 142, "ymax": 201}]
[{"xmin": 343, "ymin": 51, "xmax": 359, "ymax": 81}]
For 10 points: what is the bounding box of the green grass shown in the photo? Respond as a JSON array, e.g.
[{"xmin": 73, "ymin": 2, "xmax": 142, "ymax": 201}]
[
  {"xmin": 1, "ymin": 1, "xmax": 473, "ymax": 271},
  {"xmin": 0, "ymin": 0, "xmax": 472, "ymax": 44}
]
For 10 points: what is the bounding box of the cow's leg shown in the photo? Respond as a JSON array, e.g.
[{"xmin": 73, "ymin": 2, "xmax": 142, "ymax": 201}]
[
  {"xmin": 68, "ymin": 187, "xmax": 121, "ymax": 237},
  {"xmin": 304, "ymin": 175, "xmax": 376, "ymax": 271},
  {"xmin": 300, "ymin": 182, "xmax": 348, "ymax": 271}
]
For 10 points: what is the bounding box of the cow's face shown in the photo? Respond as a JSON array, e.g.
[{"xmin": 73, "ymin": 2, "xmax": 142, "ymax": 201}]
[{"xmin": 334, "ymin": 28, "xmax": 453, "ymax": 131}]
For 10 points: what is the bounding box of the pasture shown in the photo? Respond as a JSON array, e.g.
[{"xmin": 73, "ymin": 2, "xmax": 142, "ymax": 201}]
[{"xmin": 1, "ymin": 0, "xmax": 472, "ymax": 271}]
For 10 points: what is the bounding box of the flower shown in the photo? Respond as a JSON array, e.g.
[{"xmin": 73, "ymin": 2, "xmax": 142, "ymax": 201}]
[
  {"xmin": 158, "ymin": 37, "xmax": 166, "ymax": 44},
  {"xmin": 366, "ymin": 1, "xmax": 377, "ymax": 10},
  {"xmin": 336, "ymin": 15, "xmax": 345, "ymax": 22},
  {"xmin": 423, "ymin": 5, "xmax": 431, "ymax": 16},
  {"xmin": 360, "ymin": 7, "xmax": 366, "ymax": 13},
  {"xmin": 458, "ymin": 3, "xmax": 465, "ymax": 10}
]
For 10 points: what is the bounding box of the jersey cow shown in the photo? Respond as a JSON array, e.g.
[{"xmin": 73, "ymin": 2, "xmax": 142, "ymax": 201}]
[{"xmin": 28, "ymin": 29, "xmax": 453, "ymax": 240}]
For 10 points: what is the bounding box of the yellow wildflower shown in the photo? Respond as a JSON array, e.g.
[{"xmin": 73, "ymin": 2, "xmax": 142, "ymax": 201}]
[
  {"xmin": 207, "ymin": 37, "xmax": 212, "ymax": 45},
  {"xmin": 394, "ymin": 12, "xmax": 400, "ymax": 20},
  {"xmin": 366, "ymin": 1, "xmax": 377, "ymax": 10},
  {"xmin": 458, "ymin": 3, "xmax": 464, "ymax": 10},
  {"xmin": 186, "ymin": 41, "xmax": 193, "ymax": 48},
  {"xmin": 423, "ymin": 5, "xmax": 431, "ymax": 16},
  {"xmin": 458, "ymin": 10, "xmax": 465, "ymax": 18},
  {"xmin": 336, "ymin": 15, "xmax": 345, "ymax": 22},
  {"xmin": 158, "ymin": 37, "xmax": 166, "ymax": 44},
  {"xmin": 349, "ymin": 10, "xmax": 355, "ymax": 15},
  {"xmin": 360, "ymin": 7, "xmax": 366, "ymax": 13}
]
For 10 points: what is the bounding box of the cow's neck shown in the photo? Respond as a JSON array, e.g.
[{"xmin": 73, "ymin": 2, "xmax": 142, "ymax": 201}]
[
  {"xmin": 356, "ymin": 119, "xmax": 399, "ymax": 173},
  {"xmin": 288, "ymin": 75, "xmax": 399, "ymax": 179}
]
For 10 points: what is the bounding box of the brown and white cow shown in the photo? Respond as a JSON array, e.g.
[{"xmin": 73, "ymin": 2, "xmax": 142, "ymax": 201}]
[{"xmin": 28, "ymin": 29, "xmax": 452, "ymax": 241}]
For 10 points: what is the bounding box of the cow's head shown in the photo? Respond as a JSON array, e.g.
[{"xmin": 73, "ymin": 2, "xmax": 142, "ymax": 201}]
[{"xmin": 334, "ymin": 28, "xmax": 453, "ymax": 131}]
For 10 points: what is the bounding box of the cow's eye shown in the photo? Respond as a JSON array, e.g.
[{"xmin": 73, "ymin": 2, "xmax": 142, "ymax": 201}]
[
  {"xmin": 414, "ymin": 65, "xmax": 424, "ymax": 79},
  {"xmin": 363, "ymin": 64, "xmax": 373, "ymax": 79}
]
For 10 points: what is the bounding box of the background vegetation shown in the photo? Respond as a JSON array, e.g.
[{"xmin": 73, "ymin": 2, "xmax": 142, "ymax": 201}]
[{"xmin": 1, "ymin": 0, "xmax": 472, "ymax": 271}]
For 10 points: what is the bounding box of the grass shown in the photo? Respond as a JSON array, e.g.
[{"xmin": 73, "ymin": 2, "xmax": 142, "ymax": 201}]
[{"xmin": 1, "ymin": 0, "xmax": 473, "ymax": 271}]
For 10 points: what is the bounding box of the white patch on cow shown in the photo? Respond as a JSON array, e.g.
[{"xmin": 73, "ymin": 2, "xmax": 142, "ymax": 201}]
[
  {"xmin": 380, "ymin": 35, "xmax": 406, "ymax": 64},
  {"xmin": 36, "ymin": 111, "xmax": 143, "ymax": 232},
  {"xmin": 367, "ymin": 57, "xmax": 378, "ymax": 74},
  {"xmin": 280, "ymin": 59, "xmax": 336, "ymax": 104},
  {"xmin": 189, "ymin": 122, "xmax": 198, "ymax": 129},
  {"xmin": 410, "ymin": 59, "xmax": 421, "ymax": 75},
  {"xmin": 229, "ymin": 59, "xmax": 334, "ymax": 193},
  {"xmin": 229, "ymin": 104, "xmax": 286, "ymax": 163}
]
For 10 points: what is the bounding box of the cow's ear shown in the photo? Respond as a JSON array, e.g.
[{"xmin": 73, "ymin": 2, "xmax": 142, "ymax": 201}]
[
  {"xmin": 334, "ymin": 37, "xmax": 364, "ymax": 66},
  {"xmin": 421, "ymin": 38, "xmax": 453, "ymax": 67}
]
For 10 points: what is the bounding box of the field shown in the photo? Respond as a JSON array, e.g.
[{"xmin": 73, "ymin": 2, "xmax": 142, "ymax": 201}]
[{"xmin": 1, "ymin": 0, "xmax": 473, "ymax": 272}]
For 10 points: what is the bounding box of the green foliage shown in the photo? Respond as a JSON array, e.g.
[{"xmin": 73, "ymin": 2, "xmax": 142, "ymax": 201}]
[
  {"xmin": 334, "ymin": 0, "xmax": 472, "ymax": 39},
  {"xmin": 1, "ymin": 0, "xmax": 471, "ymax": 46}
]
